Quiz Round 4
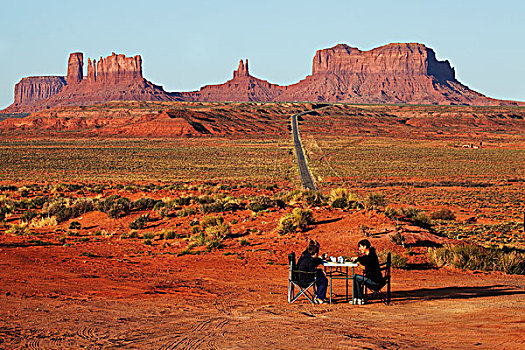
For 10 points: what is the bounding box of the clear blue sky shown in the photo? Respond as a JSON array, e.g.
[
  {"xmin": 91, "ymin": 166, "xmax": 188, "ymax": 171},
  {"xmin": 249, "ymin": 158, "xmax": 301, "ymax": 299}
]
[{"xmin": 1, "ymin": 0, "xmax": 524, "ymax": 109}]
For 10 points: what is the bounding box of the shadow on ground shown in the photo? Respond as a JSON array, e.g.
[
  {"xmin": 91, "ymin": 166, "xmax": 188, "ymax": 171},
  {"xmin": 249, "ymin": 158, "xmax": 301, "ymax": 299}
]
[{"xmin": 391, "ymin": 285, "xmax": 525, "ymax": 302}]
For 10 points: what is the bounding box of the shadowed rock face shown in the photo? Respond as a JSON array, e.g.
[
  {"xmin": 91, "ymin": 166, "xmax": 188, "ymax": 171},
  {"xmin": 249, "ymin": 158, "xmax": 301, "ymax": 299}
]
[
  {"xmin": 13, "ymin": 76, "xmax": 67, "ymax": 106},
  {"xmin": 67, "ymin": 53, "xmax": 84, "ymax": 85},
  {"xmin": 2, "ymin": 43, "xmax": 522, "ymax": 113}
]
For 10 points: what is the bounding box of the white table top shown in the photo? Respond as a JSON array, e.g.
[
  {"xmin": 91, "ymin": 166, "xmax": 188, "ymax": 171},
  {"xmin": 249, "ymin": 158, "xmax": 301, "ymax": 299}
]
[{"xmin": 322, "ymin": 261, "xmax": 358, "ymax": 267}]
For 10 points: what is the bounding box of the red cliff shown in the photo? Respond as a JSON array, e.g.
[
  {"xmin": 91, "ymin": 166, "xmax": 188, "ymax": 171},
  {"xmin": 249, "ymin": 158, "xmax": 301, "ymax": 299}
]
[
  {"xmin": 67, "ymin": 52, "xmax": 84, "ymax": 85},
  {"xmin": 2, "ymin": 43, "xmax": 522, "ymax": 113},
  {"xmin": 11, "ymin": 76, "xmax": 67, "ymax": 108}
]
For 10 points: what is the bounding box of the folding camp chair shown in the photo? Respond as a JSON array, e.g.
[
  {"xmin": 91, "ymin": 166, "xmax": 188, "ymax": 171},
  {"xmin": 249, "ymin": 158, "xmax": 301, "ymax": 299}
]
[
  {"xmin": 365, "ymin": 252, "xmax": 391, "ymax": 305},
  {"xmin": 288, "ymin": 252, "xmax": 317, "ymax": 304}
]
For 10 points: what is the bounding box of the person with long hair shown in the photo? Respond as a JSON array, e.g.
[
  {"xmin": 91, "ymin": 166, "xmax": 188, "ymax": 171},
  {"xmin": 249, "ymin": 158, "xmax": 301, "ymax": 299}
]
[
  {"xmin": 296, "ymin": 239, "xmax": 328, "ymax": 304},
  {"xmin": 350, "ymin": 239, "xmax": 385, "ymax": 305}
]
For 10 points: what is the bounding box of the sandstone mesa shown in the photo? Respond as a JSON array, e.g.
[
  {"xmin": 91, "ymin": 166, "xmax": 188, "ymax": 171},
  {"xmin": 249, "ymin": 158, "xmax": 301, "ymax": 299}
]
[{"xmin": 2, "ymin": 43, "xmax": 523, "ymax": 113}]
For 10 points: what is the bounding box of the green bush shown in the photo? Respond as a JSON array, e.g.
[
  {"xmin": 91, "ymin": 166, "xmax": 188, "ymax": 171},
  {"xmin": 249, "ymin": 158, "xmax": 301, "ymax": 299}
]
[
  {"xmin": 201, "ymin": 201, "xmax": 224, "ymax": 214},
  {"xmin": 6, "ymin": 224, "xmax": 31, "ymax": 236},
  {"xmin": 129, "ymin": 214, "xmax": 149, "ymax": 230},
  {"xmin": 176, "ymin": 207, "xmax": 196, "ymax": 217},
  {"xmin": 201, "ymin": 215, "xmax": 223, "ymax": 229},
  {"xmin": 431, "ymin": 208, "xmax": 456, "ymax": 221},
  {"xmin": 329, "ymin": 188, "xmax": 362, "ymax": 209},
  {"xmin": 427, "ymin": 244, "xmax": 525, "ymax": 275},
  {"xmin": 364, "ymin": 192, "xmax": 387, "ymax": 210},
  {"xmin": 247, "ymin": 196, "xmax": 284, "ymax": 212},
  {"xmin": 390, "ymin": 232, "xmax": 405, "ymax": 246},
  {"xmin": 133, "ymin": 197, "xmax": 160, "ymax": 211},
  {"xmin": 99, "ymin": 195, "xmax": 131, "ymax": 218},
  {"xmin": 20, "ymin": 210, "xmax": 38, "ymax": 224},
  {"xmin": 142, "ymin": 231, "xmax": 155, "ymax": 239},
  {"xmin": 69, "ymin": 221, "xmax": 82, "ymax": 230},
  {"xmin": 276, "ymin": 208, "xmax": 314, "ymax": 235}
]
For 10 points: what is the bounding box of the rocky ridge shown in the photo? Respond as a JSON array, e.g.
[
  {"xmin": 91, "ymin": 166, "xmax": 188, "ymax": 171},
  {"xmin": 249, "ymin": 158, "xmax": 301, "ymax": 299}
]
[{"xmin": 2, "ymin": 43, "xmax": 523, "ymax": 113}]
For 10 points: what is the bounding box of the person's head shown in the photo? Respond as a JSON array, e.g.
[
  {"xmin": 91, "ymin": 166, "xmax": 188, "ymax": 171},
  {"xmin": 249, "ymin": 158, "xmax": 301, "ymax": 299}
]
[
  {"xmin": 357, "ymin": 239, "xmax": 371, "ymax": 255},
  {"xmin": 307, "ymin": 240, "xmax": 320, "ymax": 256}
]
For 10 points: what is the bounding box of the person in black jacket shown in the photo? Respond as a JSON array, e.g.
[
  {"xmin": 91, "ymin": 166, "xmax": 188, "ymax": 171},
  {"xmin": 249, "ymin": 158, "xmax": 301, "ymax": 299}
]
[
  {"xmin": 296, "ymin": 240, "xmax": 328, "ymax": 304},
  {"xmin": 350, "ymin": 239, "xmax": 385, "ymax": 305}
]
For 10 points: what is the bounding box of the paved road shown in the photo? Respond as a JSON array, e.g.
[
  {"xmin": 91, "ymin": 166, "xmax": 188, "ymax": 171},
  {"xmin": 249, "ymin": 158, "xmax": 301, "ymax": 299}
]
[{"xmin": 291, "ymin": 111, "xmax": 318, "ymax": 190}]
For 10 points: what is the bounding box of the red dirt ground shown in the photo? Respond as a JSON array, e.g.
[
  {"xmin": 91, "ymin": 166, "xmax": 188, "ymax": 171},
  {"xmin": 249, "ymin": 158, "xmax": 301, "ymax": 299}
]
[{"xmin": 1, "ymin": 205, "xmax": 524, "ymax": 349}]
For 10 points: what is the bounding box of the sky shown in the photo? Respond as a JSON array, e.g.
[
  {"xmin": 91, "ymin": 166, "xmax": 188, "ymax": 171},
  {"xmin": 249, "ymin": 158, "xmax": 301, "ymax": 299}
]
[{"xmin": 1, "ymin": 0, "xmax": 524, "ymax": 109}]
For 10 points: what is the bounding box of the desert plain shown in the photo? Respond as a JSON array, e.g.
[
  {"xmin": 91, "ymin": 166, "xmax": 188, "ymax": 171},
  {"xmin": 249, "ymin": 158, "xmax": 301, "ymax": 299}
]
[{"xmin": 0, "ymin": 102, "xmax": 524, "ymax": 349}]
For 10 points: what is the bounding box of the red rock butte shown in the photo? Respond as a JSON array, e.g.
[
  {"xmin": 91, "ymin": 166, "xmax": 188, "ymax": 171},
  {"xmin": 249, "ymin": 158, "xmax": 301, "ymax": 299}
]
[{"xmin": 2, "ymin": 43, "xmax": 523, "ymax": 113}]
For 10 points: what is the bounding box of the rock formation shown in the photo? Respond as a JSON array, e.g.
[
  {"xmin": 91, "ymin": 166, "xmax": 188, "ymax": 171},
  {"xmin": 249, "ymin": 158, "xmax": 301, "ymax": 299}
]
[
  {"xmin": 67, "ymin": 52, "xmax": 84, "ymax": 85},
  {"xmin": 282, "ymin": 43, "xmax": 500, "ymax": 105},
  {"xmin": 2, "ymin": 52, "xmax": 181, "ymax": 113},
  {"xmin": 2, "ymin": 43, "xmax": 522, "ymax": 113},
  {"xmin": 233, "ymin": 59, "xmax": 249, "ymax": 78},
  {"xmin": 185, "ymin": 58, "xmax": 286, "ymax": 102},
  {"xmin": 11, "ymin": 76, "xmax": 67, "ymax": 107}
]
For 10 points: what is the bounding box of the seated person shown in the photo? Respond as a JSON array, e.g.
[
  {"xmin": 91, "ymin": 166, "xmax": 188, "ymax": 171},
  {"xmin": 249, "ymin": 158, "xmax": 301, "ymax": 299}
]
[
  {"xmin": 296, "ymin": 240, "xmax": 328, "ymax": 304},
  {"xmin": 350, "ymin": 239, "xmax": 385, "ymax": 305}
]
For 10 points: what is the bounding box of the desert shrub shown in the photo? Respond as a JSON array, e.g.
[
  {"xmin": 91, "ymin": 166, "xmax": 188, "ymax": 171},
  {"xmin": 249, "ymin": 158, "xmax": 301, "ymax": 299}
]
[
  {"xmin": 142, "ymin": 231, "xmax": 155, "ymax": 240},
  {"xmin": 431, "ymin": 208, "xmax": 456, "ymax": 221},
  {"xmin": 161, "ymin": 229, "xmax": 178, "ymax": 240},
  {"xmin": 190, "ymin": 225, "xmax": 202, "ymax": 234},
  {"xmin": 204, "ymin": 223, "xmax": 230, "ymax": 251},
  {"xmin": 205, "ymin": 223, "xmax": 231, "ymax": 240},
  {"xmin": 277, "ymin": 190, "xmax": 302, "ymax": 204},
  {"xmin": 6, "ymin": 224, "xmax": 31, "ymax": 236},
  {"xmin": 247, "ymin": 196, "xmax": 284, "ymax": 212},
  {"xmin": 397, "ymin": 207, "xmax": 431, "ymax": 229},
  {"xmin": 20, "ymin": 210, "xmax": 38, "ymax": 224},
  {"xmin": 129, "ymin": 214, "xmax": 150, "ymax": 230},
  {"xmin": 70, "ymin": 198, "xmax": 97, "ymax": 217},
  {"xmin": 239, "ymin": 238, "xmax": 250, "ymax": 246},
  {"xmin": 201, "ymin": 215, "xmax": 224, "ymax": 229},
  {"xmin": 29, "ymin": 216, "xmax": 57, "ymax": 228},
  {"xmin": 384, "ymin": 207, "xmax": 399, "ymax": 219},
  {"xmin": 427, "ymin": 244, "xmax": 525, "ymax": 275},
  {"xmin": 379, "ymin": 250, "xmax": 408, "ymax": 269},
  {"xmin": 69, "ymin": 221, "xmax": 82, "ymax": 230},
  {"xmin": 223, "ymin": 201, "xmax": 240, "ymax": 212},
  {"xmin": 301, "ymin": 190, "xmax": 327, "ymax": 207},
  {"xmin": 157, "ymin": 207, "xmax": 171, "ymax": 218},
  {"xmin": 100, "ymin": 196, "xmax": 131, "ymax": 219},
  {"xmin": 201, "ymin": 201, "xmax": 224, "ymax": 214},
  {"xmin": 390, "ymin": 232, "xmax": 405, "ymax": 246},
  {"xmin": 329, "ymin": 188, "xmax": 362, "ymax": 209},
  {"xmin": 364, "ymin": 192, "xmax": 387, "ymax": 210},
  {"xmin": 132, "ymin": 197, "xmax": 161, "ymax": 211},
  {"xmin": 177, "ymin": 207, "xmax": 196, "ymax": 217},
  {"xmin": 144, "ymin": 239, "xmax": 152, "ymax": 245},
  {"xmin": 188, "ymin": 231, "xmax": 206, "ymax": 248},
  {"xmin": 193, "ymin": 195, "xmax": 215, "ymax": 205},
  {"xmin": 55, "ymin": 207, "xmax": 74, "ymax": 223},
  {"xmin": 412, "ymin": 212, "xmax": 431, "ymax": 229},
  {"xmin": 28, "ymin": 196, "xmax": 48, "ymax": 209},
  {"xmin": 174, "ymin": 196, "xmax": 192, "ymax": 206},
  {"xmin": 128, "ymin": 230, "xmax": 140, "ymax": 239},
  {"xmin": 391, "ymin": 253, "xmax": 408, "ymax": 269},
  {"xmin": 276, "ymin": 208, "xmax": 314, "ymax": 235},
  {"xmin": 331, "ymin": 197, "xmax": 348, "ymax": 209}
]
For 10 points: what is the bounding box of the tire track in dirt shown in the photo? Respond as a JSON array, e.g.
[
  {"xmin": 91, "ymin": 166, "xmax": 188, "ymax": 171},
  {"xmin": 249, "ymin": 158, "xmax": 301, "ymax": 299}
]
[
  {"xmin": 24, "ymin": 337, "xmax": 44, "ymax": 350},
  {"xmin": 157, "ymin": 317, "xmax": 229, "ymax": 350}
]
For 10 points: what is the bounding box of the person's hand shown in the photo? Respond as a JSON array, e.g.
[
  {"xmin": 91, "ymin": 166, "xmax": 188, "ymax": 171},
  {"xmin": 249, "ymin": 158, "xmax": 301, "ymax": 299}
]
[
  {"xmin": 321, "ymin": 253, "xmax": 328, "ymax": 260},
  {"xmin": 350, "ymin": 257, "xmax": 358, "ymax": 262}
]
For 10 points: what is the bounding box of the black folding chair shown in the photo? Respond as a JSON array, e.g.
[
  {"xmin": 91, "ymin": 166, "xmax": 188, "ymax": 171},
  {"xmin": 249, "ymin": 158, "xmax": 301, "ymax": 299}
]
[
  {"xmin": 365, "ymin": 252, "xmax": 391, "ymax": 305},
  {"xmin": 288, "ymin": 252, "xmax": 317, "ymax": 304}
]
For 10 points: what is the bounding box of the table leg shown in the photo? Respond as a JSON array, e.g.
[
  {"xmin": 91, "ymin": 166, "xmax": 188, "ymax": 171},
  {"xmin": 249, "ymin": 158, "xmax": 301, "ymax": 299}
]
[
  {"xmin": 351, "ymin": 266, "xmax": 355, "ymax": 301},
  {"xmin": 345, "ymin": 266, "xmax": 348, "ymax": 302}
]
